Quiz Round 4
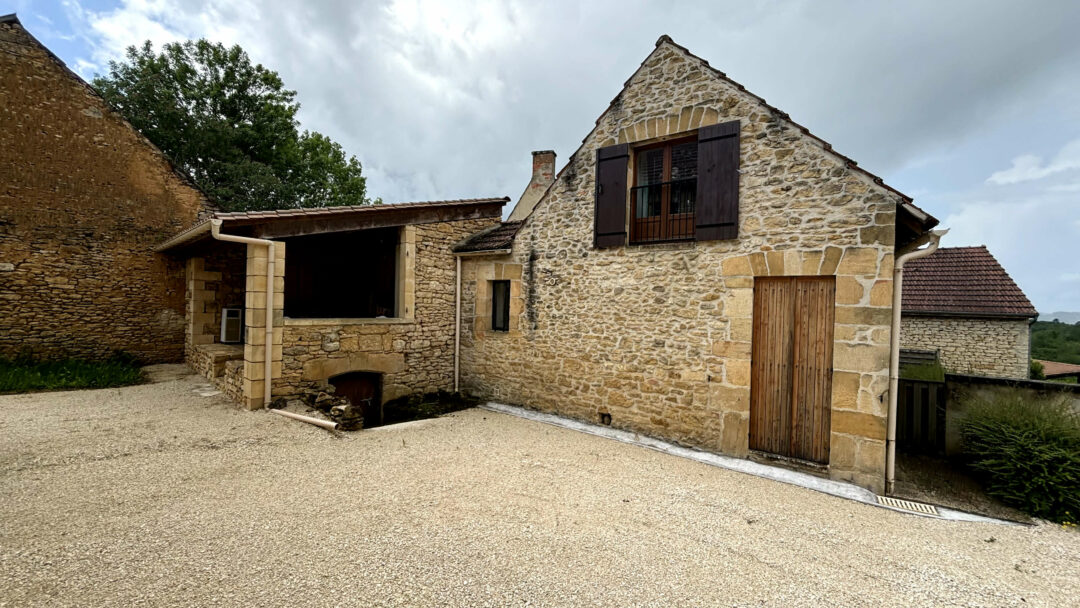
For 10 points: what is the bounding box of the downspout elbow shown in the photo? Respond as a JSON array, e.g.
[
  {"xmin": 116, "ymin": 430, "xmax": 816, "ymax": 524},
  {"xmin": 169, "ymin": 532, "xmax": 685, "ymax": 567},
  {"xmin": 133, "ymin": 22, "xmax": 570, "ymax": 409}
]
[{"xmin": 207, "ymin": 218, "xmax": 277, "ymax": 409}]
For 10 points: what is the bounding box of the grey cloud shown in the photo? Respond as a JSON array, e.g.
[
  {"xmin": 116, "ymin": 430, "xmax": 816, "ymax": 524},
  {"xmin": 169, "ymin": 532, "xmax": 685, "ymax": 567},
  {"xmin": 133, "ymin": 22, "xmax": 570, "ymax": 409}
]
[{"xmin": 52, "ymin": 0, "xmax": 1080, "ymax": 311}]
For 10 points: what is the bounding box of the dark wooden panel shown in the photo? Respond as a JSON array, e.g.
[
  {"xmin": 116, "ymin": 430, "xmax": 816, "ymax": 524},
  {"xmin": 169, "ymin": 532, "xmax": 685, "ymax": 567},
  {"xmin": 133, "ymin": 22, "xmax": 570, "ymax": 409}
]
[
  {"xmin": 897, "ymin": 378, "xmax": 946, "ymax": 454},
  {"xmin": 695, "ymin": 120, "xmax": 740, "ymax": 241},
  {"xmin": 594, "ymin": 144, "xmax": 629, "ymax": 248}
]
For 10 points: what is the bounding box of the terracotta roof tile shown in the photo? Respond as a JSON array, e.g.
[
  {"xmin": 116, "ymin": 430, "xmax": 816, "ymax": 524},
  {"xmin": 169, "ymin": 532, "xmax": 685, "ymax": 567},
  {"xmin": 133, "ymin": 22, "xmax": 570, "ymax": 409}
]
[
  {"xmin": 454, "ymin": 221, "xmax": 522, "ymax": 253},
  {"xmin": 1034, "ymin": 360, "xmax": 1080, "ymax": 378},
  {"xmin": 902, "ymin": 246, "xmax": 1037, "ymax": 318}
]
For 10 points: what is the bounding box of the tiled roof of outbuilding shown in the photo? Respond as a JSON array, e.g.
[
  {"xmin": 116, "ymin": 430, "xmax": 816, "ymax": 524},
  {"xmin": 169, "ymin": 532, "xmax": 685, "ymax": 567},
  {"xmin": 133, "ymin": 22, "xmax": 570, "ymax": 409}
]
[
  {"xmin": 213, "ymin": 198, "xmax": 508, "ymax": 222},
  {"xmin": 156, "ymin": 197, "xmax": 509, "ymax": 251},
  {"xmin": 1035, "ymin": 359, "xmax": 1080, "ymax": 378},
  {"xmin": 902, "ymin": 246, "xmax": 1037, "ymax": 318},
  {"xmin": 453, "ymin": 221, "xmax": 523, "ymax": 253}
]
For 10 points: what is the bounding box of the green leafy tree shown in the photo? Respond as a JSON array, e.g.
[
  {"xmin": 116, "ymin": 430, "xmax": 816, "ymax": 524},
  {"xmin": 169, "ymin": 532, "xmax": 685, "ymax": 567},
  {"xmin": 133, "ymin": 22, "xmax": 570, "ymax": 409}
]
[
  {"xmin": 1032, "ymin": 320, "xmax": 1080, "ymax": 365},
  {"xmin": 93, "ymin": 39, "xmax": 373, "ymax": 211}
]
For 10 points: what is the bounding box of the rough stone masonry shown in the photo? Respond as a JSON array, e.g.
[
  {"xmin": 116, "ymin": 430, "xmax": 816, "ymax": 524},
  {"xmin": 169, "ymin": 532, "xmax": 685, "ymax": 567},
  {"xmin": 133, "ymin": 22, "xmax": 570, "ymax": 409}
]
[
  {"xmin": 460, "ymin": 39, "xmax": 907, "ymax": 492},
  {"xmin": 0, "ymin": 18, "xmax": 209, "ymax": 362}
]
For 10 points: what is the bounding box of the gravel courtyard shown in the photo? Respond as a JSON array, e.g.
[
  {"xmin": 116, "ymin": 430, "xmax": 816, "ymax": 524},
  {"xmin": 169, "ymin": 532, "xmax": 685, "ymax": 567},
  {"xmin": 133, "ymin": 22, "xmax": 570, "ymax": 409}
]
[{"xmin": 1, "ymin": 372, "xmax": 1077, "ymax": 607}]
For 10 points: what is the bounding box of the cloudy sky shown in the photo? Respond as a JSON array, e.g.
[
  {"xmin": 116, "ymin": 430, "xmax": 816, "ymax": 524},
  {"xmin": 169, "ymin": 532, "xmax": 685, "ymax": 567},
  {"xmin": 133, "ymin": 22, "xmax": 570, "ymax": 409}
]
[{"xmin": 6, "ymin": 0, "xmax": 1080, "ymax": 314}]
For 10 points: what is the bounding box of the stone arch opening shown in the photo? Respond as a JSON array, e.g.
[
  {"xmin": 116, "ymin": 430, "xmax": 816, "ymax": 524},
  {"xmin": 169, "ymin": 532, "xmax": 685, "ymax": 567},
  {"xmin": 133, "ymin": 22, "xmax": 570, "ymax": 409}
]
[{"xmin": 329, "ymin": 371, "xmax": 383, "ymax": 427}]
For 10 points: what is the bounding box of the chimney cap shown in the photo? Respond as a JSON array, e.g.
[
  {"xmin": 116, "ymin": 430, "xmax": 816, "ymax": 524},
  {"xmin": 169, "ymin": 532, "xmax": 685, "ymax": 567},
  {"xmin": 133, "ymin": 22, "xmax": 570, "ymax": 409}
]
[{"xmin": 531, "ymin": 150, "xmax": 556, "ymax": 157}]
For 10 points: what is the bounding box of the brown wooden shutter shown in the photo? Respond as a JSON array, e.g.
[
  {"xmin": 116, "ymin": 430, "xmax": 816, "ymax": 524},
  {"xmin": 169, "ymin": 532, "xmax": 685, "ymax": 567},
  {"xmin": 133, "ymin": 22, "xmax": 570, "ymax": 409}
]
[
  {"xmin": 594, "ymin": 144, "xmax": 629, "ymax": 248},
  {"xmin": 695, "ymin": 120, "xmax": 740, "ymax": 241}
]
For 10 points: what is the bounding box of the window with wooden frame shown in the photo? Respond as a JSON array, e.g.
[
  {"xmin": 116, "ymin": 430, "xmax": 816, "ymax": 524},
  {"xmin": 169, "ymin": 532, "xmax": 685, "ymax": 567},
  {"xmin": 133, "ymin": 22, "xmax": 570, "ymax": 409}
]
[
  {"xmin": 491, "ymin": 280, "xmax": 510, "ymax": 332},
  {"xmin": 594, "ymin": 120, "xmax": 741, "ymax": 248},
  {"xmin": 630, "ymin": 136, "xmax": 698, "ymax": 243}
]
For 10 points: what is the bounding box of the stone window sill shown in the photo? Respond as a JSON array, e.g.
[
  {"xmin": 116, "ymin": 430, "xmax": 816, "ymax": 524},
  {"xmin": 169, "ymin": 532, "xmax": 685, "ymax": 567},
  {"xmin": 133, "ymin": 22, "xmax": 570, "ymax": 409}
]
[
  {"xmin": 595, "ymin": 240, "xmax": 698, "ymax": 252},
  {"xmin": 283, "ymin": 317, "xmax": 414, "ymax": 327}
]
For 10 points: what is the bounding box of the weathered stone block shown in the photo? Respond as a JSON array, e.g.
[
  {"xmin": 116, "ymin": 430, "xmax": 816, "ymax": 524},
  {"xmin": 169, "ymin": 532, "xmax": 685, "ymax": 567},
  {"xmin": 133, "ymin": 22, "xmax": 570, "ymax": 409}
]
[
  {"xmin": 837, "ymin": 247, "xmax": 879, "ymax": 276},
  {"xmin": 835, "ymin": 276, "xmax": 865, "ymax": 306},
  {"xmin": 710, "ymin": 384, "xmax": 749, "ymax": 412},
  {"xmin": 835, "ymin": 305, "xmax": 891, "ymax": 327},
  {"xmin": 833, "ymin": 342, "xmax": 888, "ymax": 373},
  {"xmin": 830, "ymin": 433, "xmax": 857, "ymax": 469},
  {"xmin": 869, "ymin": 279, "xmax": 892, "ymax": 307},
  {"xmin": 725, "ymin": 359, "xmax": 752, "ymax": 387},
  {"xmin": 721, "ymin": 255, "xmax": 751, "ymax": 277},
  {"xmin": 721, "ymin": 412, "xmax": 749, "ymax": 456},
  {"xmin": 831, "ymin": 371, "xmax": 861, "ymax": 409},
  {"xmin": 711, "ymin": 340, "xmax": 751, "ymax": 358},
  {"xmin": 831, "ymin": 410, "xmax": 886, "ymax": 441}
]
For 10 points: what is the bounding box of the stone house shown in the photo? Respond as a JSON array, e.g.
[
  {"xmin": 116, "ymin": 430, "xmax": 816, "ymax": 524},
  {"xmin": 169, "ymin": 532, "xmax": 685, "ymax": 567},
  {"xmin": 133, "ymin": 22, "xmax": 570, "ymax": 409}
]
[
  {"xmin": 156, "ymin": 199, "xmax": 506, "ymax": 413},
  {"xmin": 6, "ymin": 16, "xmax": 955, "ymax": 495},
  {"xmin": 901, "ymin": 245, "xmax": 1037, "ymax": 379},
  {"xmin": 453, "ymin": 36, "xmax": 939, "ymax": 492},
  {"xmin": 0, "ymin": 14, "xmax": 211, "ymax": 362}
]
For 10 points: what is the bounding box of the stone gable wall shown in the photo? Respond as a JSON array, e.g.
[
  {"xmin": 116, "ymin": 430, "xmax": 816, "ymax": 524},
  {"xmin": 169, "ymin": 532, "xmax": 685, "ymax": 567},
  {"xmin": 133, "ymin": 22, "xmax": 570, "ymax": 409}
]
[
  {"xmin": 0, "ymin": 21, "xmax": 209, "ymax": 362},
  {"xmin": 460, "ymin": 42, "xmax": 905, "ymax": 492},
  {"xmin": 901, "ymin": 316, "xmax": 1030, "ymax": 379},
  {"xmin": 273, "ymin": 218, "xmax": 496, "ymax": 403}
]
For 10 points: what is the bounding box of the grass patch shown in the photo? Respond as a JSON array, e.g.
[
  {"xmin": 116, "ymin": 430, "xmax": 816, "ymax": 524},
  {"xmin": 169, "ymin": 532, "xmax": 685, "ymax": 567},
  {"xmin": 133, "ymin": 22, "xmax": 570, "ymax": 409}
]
[
  {"xmin": 0, "ymin": 352, "xmax": 144, "ymax": 393},
  {"xmin": 961, "ymin": 391, "xmax": 1080, "ymax": 524}
]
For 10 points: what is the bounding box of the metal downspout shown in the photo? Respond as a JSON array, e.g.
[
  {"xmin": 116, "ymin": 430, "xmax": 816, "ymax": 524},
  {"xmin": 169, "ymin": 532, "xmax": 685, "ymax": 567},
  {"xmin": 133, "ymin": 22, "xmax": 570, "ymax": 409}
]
[
  {"xmin": 210, "ymin": 219, "xmax": 275, "ymax": 407},
  {"xmin": 454, "ymin": 255, "xmax": 461, "ymax": 393},
  {"xmin": 886, "ymin": 228, "xmax": 947, "ymax": 494}
]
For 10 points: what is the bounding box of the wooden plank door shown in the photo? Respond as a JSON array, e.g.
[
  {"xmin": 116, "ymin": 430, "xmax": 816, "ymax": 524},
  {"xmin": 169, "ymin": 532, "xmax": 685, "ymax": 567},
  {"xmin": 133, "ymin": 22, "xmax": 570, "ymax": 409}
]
[
  {"xmin": 749, "ymin": 277, "xmax": 795, "ymax": 456},
  {"xmin": 750, "ymin": 276, "xmax": 835, "ymax": 463}
]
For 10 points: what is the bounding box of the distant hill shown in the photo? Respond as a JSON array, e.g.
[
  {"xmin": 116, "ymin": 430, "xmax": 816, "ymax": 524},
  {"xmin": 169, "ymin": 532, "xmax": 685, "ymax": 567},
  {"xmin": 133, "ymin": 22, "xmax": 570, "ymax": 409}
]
[
  {"xmin": 1031, "ymin": 320, "xmax": 1080, "ymax": 365},
  {"xmin": 1043, "ymin": 311, "xmax": 1080, "ymax": 324}
]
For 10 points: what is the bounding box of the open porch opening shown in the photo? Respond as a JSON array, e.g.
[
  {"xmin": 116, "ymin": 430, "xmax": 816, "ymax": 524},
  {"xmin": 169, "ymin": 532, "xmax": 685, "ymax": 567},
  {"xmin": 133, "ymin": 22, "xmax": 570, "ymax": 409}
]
[{"xmin": 283, "ymin": 226, "xmax": 402, "ymax": 320}]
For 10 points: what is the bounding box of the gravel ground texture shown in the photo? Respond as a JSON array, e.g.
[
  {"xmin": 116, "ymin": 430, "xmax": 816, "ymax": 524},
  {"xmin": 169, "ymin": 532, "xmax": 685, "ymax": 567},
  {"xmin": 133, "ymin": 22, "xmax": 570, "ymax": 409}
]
[{"xmin": 1, "ymin": 370, "xmax": 1077, "ymax": 607}]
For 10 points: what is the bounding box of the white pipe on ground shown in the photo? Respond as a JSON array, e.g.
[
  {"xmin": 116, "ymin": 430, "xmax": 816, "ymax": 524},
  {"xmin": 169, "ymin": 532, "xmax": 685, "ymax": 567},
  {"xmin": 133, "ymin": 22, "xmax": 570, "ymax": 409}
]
[
  {"xmin": 270, "ymin": 408, "xmax": 338, "ymax": 431},
  {"xmin": 454, "ymin": 255, "xmax": 461, "ymax": 393},
  {"xmin": 886, "ymin": 228, "xmax": 948, "ymax": 494},
  {"xmin": 210, "ymin": 219, "xmax": 275, "ymax": 408}
]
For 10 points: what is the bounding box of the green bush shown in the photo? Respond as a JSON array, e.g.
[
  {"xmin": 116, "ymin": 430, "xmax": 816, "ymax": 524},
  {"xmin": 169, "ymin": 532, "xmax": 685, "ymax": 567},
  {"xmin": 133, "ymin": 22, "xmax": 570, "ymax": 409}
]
[
  {"xmin": 961, "ymin": 392, "xmax": 1080, "ymax": 523},
  {"xmin": 1031, "ymin": 359, "xmax": 1046, "ymax": 380},
  {"xmin": 0, "ymin": 352, "xmax": 144, "ymax": 393}
]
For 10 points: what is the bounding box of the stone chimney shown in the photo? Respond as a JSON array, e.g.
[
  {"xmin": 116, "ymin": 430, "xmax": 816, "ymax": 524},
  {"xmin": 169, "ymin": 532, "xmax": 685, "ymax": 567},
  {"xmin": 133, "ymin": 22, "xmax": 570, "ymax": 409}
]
[{"xmin": 507, "ymin": 150, "xmax": 556, "ymax": 221}]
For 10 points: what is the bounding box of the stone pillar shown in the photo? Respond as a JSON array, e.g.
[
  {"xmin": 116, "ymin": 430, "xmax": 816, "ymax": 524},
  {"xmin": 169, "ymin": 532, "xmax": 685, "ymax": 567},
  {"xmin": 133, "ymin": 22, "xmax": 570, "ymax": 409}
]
[
  {"xmin": 396, "ymin": 225, "xmax": 416, "ymax": 319},
  {"xmin": 186, "ymin": 256, "xmax": 220, "ymax": 348},
  {"xmin": 241, "ymin": 242, "xmax": 284, "ymax": 410}
]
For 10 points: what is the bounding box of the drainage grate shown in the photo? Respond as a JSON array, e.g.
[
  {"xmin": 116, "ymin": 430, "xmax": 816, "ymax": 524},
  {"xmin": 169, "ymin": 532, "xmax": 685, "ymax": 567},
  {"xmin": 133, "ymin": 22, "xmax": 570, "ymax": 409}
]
[{"xmin": 877, "ymin": 495, "xmax": 940, "ymax": 516}]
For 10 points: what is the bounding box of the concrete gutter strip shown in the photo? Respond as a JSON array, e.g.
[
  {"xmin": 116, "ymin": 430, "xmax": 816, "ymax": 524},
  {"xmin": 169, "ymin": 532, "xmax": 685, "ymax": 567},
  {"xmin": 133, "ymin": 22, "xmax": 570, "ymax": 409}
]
[{"xmin": 480, "ymin": 402, "xmax": 1015, "ymax": 526}]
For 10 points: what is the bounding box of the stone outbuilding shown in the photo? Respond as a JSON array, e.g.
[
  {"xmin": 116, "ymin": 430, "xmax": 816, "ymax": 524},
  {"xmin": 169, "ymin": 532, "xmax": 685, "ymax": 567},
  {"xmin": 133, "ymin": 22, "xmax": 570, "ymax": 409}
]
[
  {"xmin": 454, "ymin": 36, "xmax": 940, "ymax": 492},
  {"xmin": 0, "ymin": 14, "xmax": 211, "ymax": 362},
  {"xmin": 156, "ymin": 199, "xmax": 506, "ymax": 414},
  {"xmin": 900, "ymin": 245, "xmax": 1037, "ymax": 379}
]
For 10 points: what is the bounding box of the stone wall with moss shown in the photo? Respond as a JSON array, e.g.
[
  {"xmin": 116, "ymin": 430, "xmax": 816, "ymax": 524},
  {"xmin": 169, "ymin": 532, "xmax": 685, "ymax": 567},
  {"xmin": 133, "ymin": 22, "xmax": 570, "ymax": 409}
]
[
  {"xmin": 460, "ymin": 39, "xmax": 905, "ymax": 492},
  {"xmin": 901, "ymin": 316, "xmax": 1030, "ymax": 379}
]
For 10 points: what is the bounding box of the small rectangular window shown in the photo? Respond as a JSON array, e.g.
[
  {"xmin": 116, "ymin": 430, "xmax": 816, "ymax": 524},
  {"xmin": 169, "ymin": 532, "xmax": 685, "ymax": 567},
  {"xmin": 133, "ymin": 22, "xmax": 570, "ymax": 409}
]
[{"xmin": 491, "ymin": 280, "xmax": 510, "ymax": 332}]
